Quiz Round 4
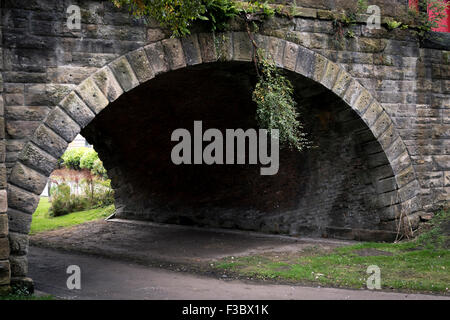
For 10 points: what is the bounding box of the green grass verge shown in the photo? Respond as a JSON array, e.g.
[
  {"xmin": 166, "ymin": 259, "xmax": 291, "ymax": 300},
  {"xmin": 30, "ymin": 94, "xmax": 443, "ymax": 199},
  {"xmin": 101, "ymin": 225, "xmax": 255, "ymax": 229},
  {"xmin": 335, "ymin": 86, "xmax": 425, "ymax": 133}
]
[
  {"xmin": 214, "ymin": 209, "xmax": 450, "ymax": 294},
  {"xmin": 0, "ymin": 286, "xmax": 55, "ymax": 300},
  {"xmin": 0, "ymin": 293, "xmax": 55, "ymax": 300},
  {"xmin": 30, "ymin": 197, "xmax": 115, "ymax": 235}
]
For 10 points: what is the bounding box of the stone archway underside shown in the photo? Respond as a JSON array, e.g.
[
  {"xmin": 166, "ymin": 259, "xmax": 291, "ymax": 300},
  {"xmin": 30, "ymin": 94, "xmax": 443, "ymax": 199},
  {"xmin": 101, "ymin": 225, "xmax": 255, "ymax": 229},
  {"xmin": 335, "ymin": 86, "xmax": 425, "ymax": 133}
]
[{"xmin": 7, "ymin": 33, "xmax": 423, "ymax": 278}]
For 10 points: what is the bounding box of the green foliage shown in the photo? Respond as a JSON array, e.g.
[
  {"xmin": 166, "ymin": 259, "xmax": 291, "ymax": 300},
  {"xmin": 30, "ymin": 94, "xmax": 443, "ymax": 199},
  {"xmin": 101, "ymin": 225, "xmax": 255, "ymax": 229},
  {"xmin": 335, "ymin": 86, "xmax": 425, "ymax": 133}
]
[
  {"xmin": 240, "ymin": 0, "xmax": 275, "ymax": 18},
  {"xmin": 60, "ymin": 147, "xmax": 107, "ymax": 178},
  {"xmin": 202, "ymin": 0, "xmax": 239, "ymax": 32},
  {"xmin": 49, "ymin": 179, "xmax": 115, "ymax": 217},
  {"xmin": 357, "ymin": 0, "xmax": 368, "ymax": 13},
  {"xmin": 409, "ymin": 0, "xmax": 450, "ymax": 37},
  {"xmin": 112, "ymin": 0, "xmax": 206, "ymax": 37},
  {"xmin": 253, "ymin": 49, "xmax": 310, "ymax": 151},
  {"xmin": 49, "ymin": 183, "xmax": 90, "ymax": 217},
  {"xmin": 111, "ymin": 0, "xmax": 275, "ymax": 37},
  {"xmin": 80, "ymin": 149, "xmax": 98, "ymax": 171},
  {"xmin": 386, "ymin": 18, "xmax": 403, "ymax": 30},
  {"xmin": 61, "ymin": 147, "xmax": 90, "ymax": 170},
  {"xmin": 417, "ymin": 208, "xmax": 450, "ymax": 249},
  {"xmin": 91, "ymin": 158, "xmax": 108, "ymax": 178}
]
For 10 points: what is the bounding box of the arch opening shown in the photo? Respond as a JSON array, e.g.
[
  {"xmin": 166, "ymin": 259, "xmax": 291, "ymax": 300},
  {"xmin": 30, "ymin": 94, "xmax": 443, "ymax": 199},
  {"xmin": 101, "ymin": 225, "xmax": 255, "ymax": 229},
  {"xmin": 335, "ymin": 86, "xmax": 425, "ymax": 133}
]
[{"xmin": 81, "ymin": 61, "xmax": 400, "ymax": 240}]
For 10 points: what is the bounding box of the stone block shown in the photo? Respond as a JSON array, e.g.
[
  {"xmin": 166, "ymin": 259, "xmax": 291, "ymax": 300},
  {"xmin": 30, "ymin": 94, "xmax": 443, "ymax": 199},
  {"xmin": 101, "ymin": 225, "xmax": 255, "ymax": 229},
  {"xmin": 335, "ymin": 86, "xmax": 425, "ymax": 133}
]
[
  {"xmin": 59, "ymin": 92, "xmax": 95, "ymax": 128},
  {"xmin": 7, "ymin": 185, "xmax": 39, "ymax": 215},
  {"xmin": 18, "ymin": 143, "xmax": 58, "ymax": 177},
  {"xmin": 353, "ymin": 89, "xmax": 373, "ymax": 115},
  {"xmin": 144, "ymin": 42, "xmax": 169, "ymax": 75},
  {"xmin": 343, "ymin": 80, "xmax": 363, "ymax": 107},
  {"xmin": 386, "ymin": 138, "xmax": 408, "ymax": 166},
  {"xmin": 361, "ymin": 101, "xmax": 383, "ymax": 127},
  {"xmin": 44, "ymin": 107, "xmax": 81, "ymax": 142},
  {"xmin": 295, "ymin": 45, "xmax": 315, "ymax": 77},
  {"xmin": 0, "ymin": 190, "xmax": 7, "ymax": 214},
  {"xmin": 0, "ymin": 214, "xmax": 8, "ymax": 236},
  {"xmin": 198, "ymin": 33, "xmax": 217, "ymax": 63},
  {"xmin": 127, "ymin": 48, "xmax": 155, "ymax": 83},
  {"xmin": 283, "ymin": 42, "xmax": 299, "ymax": 71},
  {"xmin": 0, "ymin": 238, "xmax": 10, "ymax": 260},
  {"xmin": 233, "ymin": 32, "xmax": 252, "ymax": 62},
  {"xmin": 396, "ymin": 166, "xmax": 416, "ymax": 188},
  {"xmin": 9, "ymin": 163, "xmax": 47, "ymax": 195},
  {"xmin": 162, "ymin": 38, "xmax": 186, "ymax": 71},
  {"xmin": 92, "ymin": 67, "xmax": 123, "ymax": 102},
  {"xmin": 76, "ymin": 77, "xmax": 110, "ymax": 114},
  {"xmin": 0, "ymin": 260, "xmax": 10, "ymax": 286},
  {"xmin": 109, "ymin": 56, "xmax": 139, "ymax": 92},
  {"xmin": 181, "ymin": 34, "xmax": 202, "ymax": 66},
  {"xmin": 8, "ymin": 232, "xmax": 28, "ymax": 256},
  {"xmin": 321, "ymin": 61, "xmax": 340, "ymax": 89},
  {"xmin": 9, "ymin": 255, "xmax": 27, "ymax": 278},
  {"xmin": 31, "ymin": 124, "xmax": 68, "ymax": 159},
  {"xmin": 378, "ymin": 125, "xmax": 399, "ymax": 151},
  {"xmin": 214, "ymin": 32, "xmax": 233, "ymax": 62},
  {"xmin": 372, "ymin": 112, "xmax": 392, "ymax": 138},
  {"xmin": 312, "ymin": 54, "xmax": 327, "ymax": 82}
]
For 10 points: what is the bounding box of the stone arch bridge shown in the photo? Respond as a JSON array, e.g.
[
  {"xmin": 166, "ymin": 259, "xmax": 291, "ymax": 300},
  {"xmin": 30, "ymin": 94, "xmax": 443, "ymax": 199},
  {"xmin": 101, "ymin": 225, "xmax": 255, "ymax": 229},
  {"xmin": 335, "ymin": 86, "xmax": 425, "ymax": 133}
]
[{"xmin": 0, "ymin": 0, "xmax": 449, "ymax": 289}]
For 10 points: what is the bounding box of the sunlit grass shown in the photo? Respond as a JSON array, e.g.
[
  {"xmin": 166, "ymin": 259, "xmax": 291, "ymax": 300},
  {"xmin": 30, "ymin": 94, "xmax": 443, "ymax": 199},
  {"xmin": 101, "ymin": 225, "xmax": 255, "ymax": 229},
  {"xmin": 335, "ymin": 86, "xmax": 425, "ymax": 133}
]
[
  {"xmin": 30, "ymin": 197, "xmax": 114, "ymax": 235},
  {"xmin": 215, "ymin": 209, "xmax": 450, "ymax": 293}
]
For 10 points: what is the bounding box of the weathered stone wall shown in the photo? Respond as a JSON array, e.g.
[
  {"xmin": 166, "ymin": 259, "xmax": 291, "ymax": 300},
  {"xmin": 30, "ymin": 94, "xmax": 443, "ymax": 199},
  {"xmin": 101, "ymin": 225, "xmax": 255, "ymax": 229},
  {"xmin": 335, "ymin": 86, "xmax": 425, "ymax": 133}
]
[
  {"xmin": 0, "ymin": 4, "xmax": 11, "ymax": 293},
  {"xmin": 0, "ymin": 0, "xmax": 448, "ymax": 288}
]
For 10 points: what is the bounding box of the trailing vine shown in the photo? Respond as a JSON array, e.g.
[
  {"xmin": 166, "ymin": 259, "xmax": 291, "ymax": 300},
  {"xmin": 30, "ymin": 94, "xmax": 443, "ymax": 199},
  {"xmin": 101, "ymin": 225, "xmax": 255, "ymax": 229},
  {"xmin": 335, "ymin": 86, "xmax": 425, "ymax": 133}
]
[
  {"xmin": 111, "ymin": 0, "xmax": 311, "ymax": 151},
  {"xmin": 252, "ymin": 49, "xmax": 310, "ymax": 151}
]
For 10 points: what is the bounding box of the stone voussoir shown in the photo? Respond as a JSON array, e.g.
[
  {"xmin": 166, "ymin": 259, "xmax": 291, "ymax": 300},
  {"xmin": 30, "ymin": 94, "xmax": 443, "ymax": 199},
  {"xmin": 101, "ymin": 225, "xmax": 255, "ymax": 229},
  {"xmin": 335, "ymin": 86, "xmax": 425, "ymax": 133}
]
[
  {"xmin": 92, "ymin": 66, "xmax": 124, "ymax": 103},
  {"xmin": 59, "ymin": 91, "xmax": 96, "ymax": 128},
  {"xmin": 181, "ymin": 34, "xmax": 203, "ymax": 66},
  {"xmin": 7, "ymin": 184, "xmax": 40, "ymax": 215},
  {"xmin": 7, "ymin": 208, "xmax": 33, "ymax": 235},
  {"xmin": 144, "ymin": 41, "xmax": 169, "ymax": 75},
  {"xmin": 44, "ymin": 106, "xmax": 81, "ymax": 143},
  {"xmin": 283, "ymin": 41, "xmax": 300, "ymax": 71},
  {"xmin": 127, "ymin": 48, "xmax": 155, "ymax": 83},
  {"xmin": 232, "ymin": 32, "xmax": 253, "ymax": 62},
  {"xmin": 162, "ymin": 38, "xmax": 187, "ymax": 71},
  {"xmin": 9, "ymin": 162, "xmax": 47, "ymax": 195},
  {"xmin": 198, "ymin": 33, "xmax": 218, "ymax": 63},
  {"xmin": 108, "ymin": 56, "xmax": 140, "ymax": 93},
  {"xmin": 18, "ymin": 142, "xmax": 58, "ymax": 177},
  {"xmin": 75, "ymin": 77, "xmax": 110, "ymax": 114},
  {"xmin": 31, "ymin": 124, "xmax": 68, "ymax": 160}
]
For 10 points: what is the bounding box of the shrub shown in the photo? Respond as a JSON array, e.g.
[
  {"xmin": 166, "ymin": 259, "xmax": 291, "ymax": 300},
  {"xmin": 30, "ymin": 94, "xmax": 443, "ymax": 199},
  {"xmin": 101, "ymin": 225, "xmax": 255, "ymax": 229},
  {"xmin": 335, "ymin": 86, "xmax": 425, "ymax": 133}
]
[
  {"xmin": 60, "ymin": 147, "xmax": 107, "ymax": 178},
  {"xmin": 61, "ymin": 148, "xmax": 90, "ymax": 170},
  {"xmin": 80, "ymin": 149, "xmax": 99, "ymax": 171},
  {"xmin": 92, "ymin": 179, "xmax": 115, "ymax": 208},
  {"xmin": 49, "ymin": 183, "xmax": 90, "ymax": 217}
]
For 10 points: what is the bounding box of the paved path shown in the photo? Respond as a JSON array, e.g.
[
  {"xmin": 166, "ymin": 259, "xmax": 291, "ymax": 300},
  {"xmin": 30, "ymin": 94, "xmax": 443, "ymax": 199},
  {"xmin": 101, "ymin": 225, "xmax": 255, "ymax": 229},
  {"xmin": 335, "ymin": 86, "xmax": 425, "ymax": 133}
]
[{"xmin": 29, "ymin": 246, "xmax": 449, "ymax": 300}]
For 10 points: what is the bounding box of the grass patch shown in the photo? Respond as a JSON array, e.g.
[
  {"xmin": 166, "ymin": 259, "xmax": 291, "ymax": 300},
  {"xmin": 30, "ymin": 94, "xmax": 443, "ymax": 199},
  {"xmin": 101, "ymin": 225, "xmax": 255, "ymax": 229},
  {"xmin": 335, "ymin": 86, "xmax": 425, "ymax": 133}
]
[
  {"xmin": 0, "ymin": 287, "xmax": 54, "ymax": 300},
  {"xmin": 30, "ymin": 197, "xmax": 115, "ymax": 235},
  {"xmin": 214, "ymin": 209, "xmax": 450, "ymax": 294}
]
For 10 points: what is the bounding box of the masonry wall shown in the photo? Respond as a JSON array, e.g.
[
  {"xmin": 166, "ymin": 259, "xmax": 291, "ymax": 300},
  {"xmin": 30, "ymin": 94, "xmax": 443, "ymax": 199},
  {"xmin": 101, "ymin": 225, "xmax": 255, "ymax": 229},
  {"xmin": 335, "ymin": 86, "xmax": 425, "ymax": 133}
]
[
  {"xmin": 0, "ymin": 4, "xmax": 11, "ymax": 293},
  {"xmin": 0, "ymin": 0, "xmax": 448, "ymax": 288}
]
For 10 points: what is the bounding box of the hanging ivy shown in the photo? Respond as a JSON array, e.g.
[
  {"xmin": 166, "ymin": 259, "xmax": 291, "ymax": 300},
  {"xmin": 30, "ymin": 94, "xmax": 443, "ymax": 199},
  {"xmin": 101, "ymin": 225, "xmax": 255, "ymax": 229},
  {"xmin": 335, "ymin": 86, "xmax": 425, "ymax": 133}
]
[{"xmin": 252, "ymin": 49, "xmax": 310, "ymax": 151}]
